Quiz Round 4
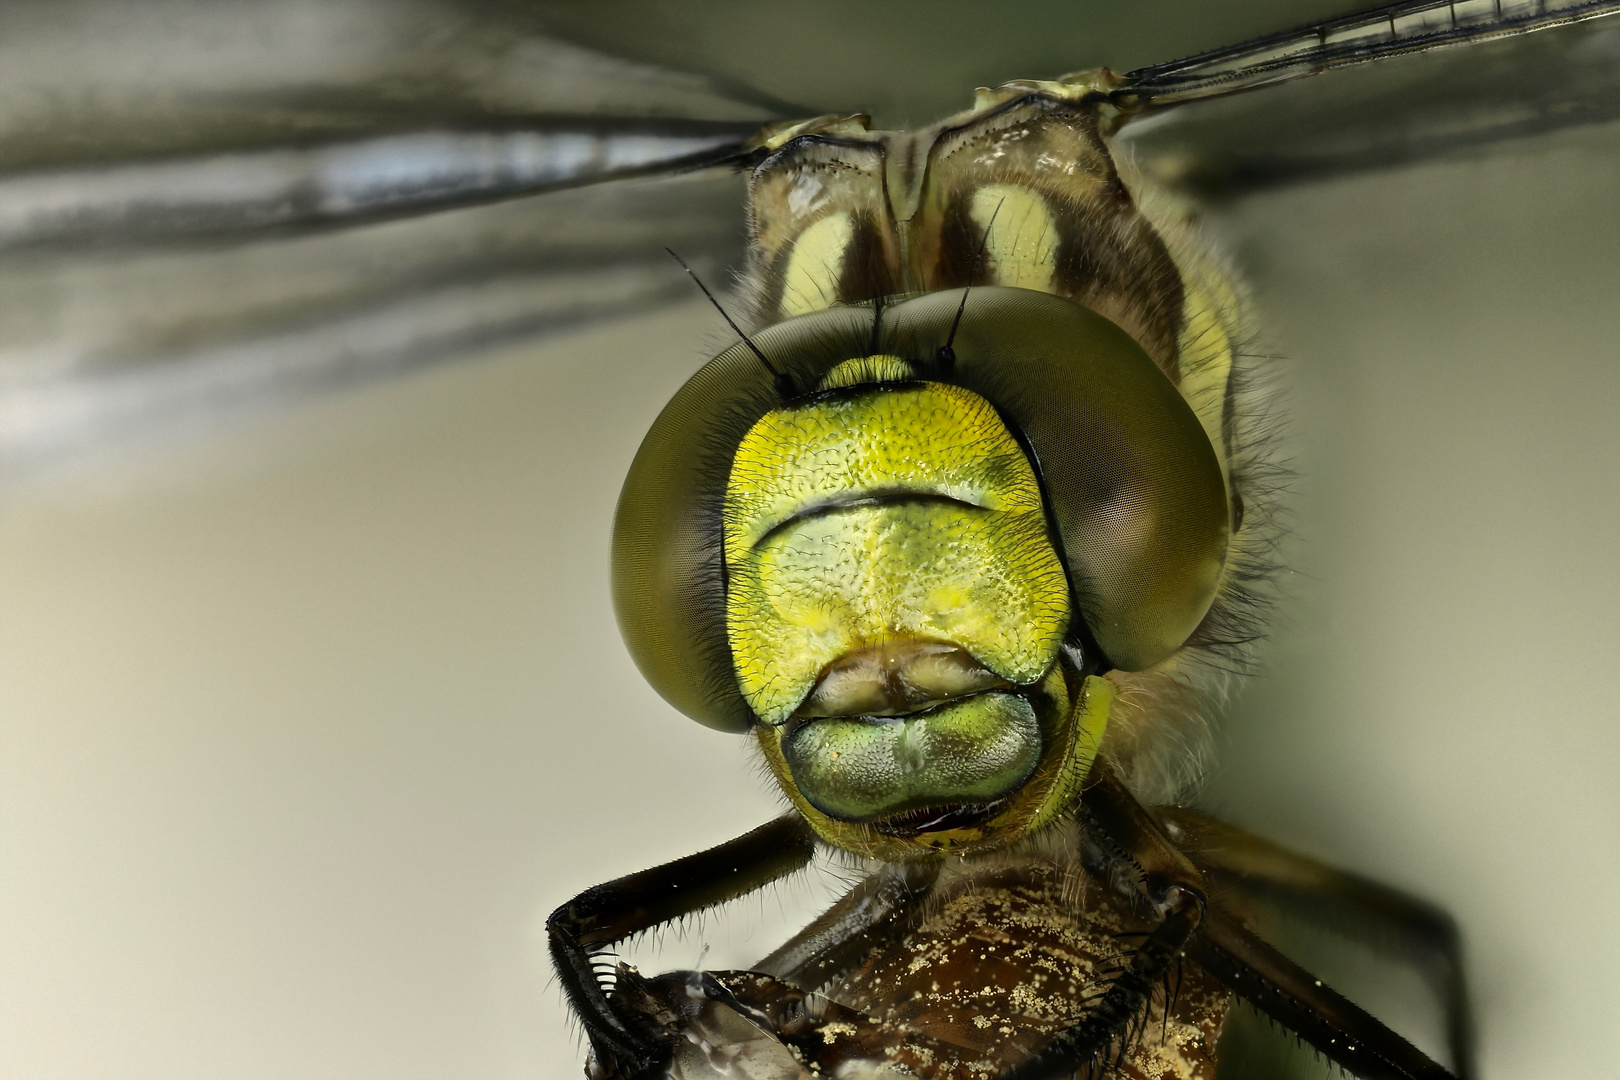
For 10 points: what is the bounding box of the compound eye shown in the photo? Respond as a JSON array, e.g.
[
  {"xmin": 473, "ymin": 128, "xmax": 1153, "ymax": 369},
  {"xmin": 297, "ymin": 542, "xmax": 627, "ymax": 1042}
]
[
  {"xmin": 611, "ymin": 306, "xmax": 880, "ymax": 732},
  {"xmin": 889, "ymin": 288, "xmax": 1230, "ymax": 671}
]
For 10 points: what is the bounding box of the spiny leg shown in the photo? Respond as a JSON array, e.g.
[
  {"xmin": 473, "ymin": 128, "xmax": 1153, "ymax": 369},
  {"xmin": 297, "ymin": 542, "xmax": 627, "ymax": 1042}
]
[
  {"xmin": 1007, "ymin": 770, "xmax": 1461, "ymax": 1080},
  {"xmin": 1159, "ymin": 807, "xmax": 1474, "ymax": 1079},
  {"xmin": 1005, "ymin": 761, "xmax": 1208, "ymax": 1080},
  {"xmin": 1191, "ymin": 907, "xmax": 1455, "ymax": 1080},
  {"xmin": 547, "ymin": 813, "xmax": 817, "ymax": 1078},
  {"xmin": 754, "ymin": 858, "xmax": 941, "ymax": 991}
]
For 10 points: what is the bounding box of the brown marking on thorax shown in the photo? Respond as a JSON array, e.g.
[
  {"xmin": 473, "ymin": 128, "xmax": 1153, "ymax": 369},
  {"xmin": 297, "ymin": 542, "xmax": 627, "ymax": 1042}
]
[{"xmin": 744, "ymin": 93, "xmax": 1186, "ymax": 378}]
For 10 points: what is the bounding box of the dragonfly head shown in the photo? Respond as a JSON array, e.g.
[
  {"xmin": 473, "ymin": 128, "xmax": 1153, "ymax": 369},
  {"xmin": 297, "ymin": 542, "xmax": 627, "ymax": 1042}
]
[{"xmin": 613, "ymin": 288, "xmax": 1226, "ymax": 857}]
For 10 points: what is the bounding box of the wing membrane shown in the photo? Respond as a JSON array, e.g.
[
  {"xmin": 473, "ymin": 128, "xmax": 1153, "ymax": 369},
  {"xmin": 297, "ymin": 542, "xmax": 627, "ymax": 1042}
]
[
  {"xmin": 0, "ymin": 0, "xmax": 779, "ymax": 245},
  {"xmin": 1114, "ymin": 0, "xmax": 1620, "ymax": 191},
  {"xmin": 0, "ymin": 130, "xmax": 751, "ymax": 251},
  {"xmin": 0, "ymin": 170, "xmax": 747, "ymax": 477},
  {"xmin": 0, "ymin": 0, "xmax": 773, "ymax": 475},
  {"xmin": 1115, "ymin": 0, "xmax": 1620, "ymax": 109},
  {"xmin": 11, "ymin": 0, "xmax": 1620, "ymax": 472}
]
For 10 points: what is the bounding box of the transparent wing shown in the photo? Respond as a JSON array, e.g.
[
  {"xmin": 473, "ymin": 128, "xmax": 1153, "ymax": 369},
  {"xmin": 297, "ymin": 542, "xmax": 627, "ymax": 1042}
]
[
  {"xmin": 1114, "ymin": 0, "xmax": 1620, "ymax": 191},
  {"xmin": 0, "ymin": 0, "xmax": 783, "ymax": 476},
  {"xmin": 13, "ymin": 1, "xmax": 1620, "ymax": 474}
]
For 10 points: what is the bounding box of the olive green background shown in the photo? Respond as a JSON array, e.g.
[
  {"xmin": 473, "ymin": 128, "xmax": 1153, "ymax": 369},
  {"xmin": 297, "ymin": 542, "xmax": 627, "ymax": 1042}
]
[{"xmin": 3, "ymin": 3, "xmax": 1618, "ymax": 1078}]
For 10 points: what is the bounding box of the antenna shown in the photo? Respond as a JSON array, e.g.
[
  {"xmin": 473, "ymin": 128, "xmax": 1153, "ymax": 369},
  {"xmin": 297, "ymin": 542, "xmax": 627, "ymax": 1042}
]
[
  {"xmin": 666, "ymin": 249, "xmax": 795, "ymax": 397},
  {"xmin": 937, "ymin": 198, "xmax": 1004, "ymax": 370}
]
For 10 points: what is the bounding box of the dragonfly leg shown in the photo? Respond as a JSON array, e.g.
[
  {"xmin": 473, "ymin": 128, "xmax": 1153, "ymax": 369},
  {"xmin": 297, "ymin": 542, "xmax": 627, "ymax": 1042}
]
[
  {"xmin": 1159, "ymin": 807, "xmax": 1474, "ymax": 1079},
  {"xmin": 1190, "ymin": 907, "xmax": 1457, "ymax": 1080},
  {"xmin": 1003, "ymin": 761, "xmax": 1209, "ymax": 1080},
  {"xmin": 547, "ymin": 813, "xmax": 818, "ymax": 1079},
  {"xmin": 753, "ymin": 858, "xmax": 941, "ymax": 991}
]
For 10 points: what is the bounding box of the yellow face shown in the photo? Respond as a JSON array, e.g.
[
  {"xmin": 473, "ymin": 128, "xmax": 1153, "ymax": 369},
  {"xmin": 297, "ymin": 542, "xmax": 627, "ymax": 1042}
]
[
  {"xmin": 724, "ymin": 362, "xmax": 1070, "ymax": 723},
  {"xmin": 722, "ymin": 357, "xmax": 1110, "ymax": 859}
]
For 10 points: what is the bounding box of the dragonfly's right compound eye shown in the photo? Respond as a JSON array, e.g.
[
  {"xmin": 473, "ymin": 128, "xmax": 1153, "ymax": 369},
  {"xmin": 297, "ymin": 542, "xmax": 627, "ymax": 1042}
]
[{"xmin": 611, "ymin": 305, "xmax": 886, "ymax": 733}]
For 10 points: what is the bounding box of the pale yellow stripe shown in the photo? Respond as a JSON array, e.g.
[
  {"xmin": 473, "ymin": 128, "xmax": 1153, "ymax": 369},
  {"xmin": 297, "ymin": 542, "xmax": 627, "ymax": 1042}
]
[{"xmin": 780, "ymin": 210, "xmax": 853, "ymax": 316}]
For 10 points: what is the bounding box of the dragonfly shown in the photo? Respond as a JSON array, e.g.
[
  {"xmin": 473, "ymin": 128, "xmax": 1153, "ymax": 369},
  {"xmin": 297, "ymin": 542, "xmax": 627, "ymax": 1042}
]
[
  {"xmin": 529, "ymin": 5, "xmax": 1620, "ymax": 1080},
  {"xmin": 0, "ymin": 3, "xmax": 1616, "ymax": 1080}
]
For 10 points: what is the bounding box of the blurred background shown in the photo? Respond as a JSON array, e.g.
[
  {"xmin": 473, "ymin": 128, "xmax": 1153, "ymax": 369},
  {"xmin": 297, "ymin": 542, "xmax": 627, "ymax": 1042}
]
[{"xmin": 2, "ymin": 2, "xmax": 1617, "ymax": 1078}]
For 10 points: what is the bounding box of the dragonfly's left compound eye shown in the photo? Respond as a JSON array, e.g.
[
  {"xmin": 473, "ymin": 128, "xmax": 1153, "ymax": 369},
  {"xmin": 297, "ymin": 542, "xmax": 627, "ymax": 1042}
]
[{"xmin": 612, "ymin": 289, "xmax": 1230, "ymax": 734}]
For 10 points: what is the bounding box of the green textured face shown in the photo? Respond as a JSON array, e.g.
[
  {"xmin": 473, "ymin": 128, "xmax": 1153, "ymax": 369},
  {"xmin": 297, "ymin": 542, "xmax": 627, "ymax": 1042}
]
[{"xmin": 723, "ymin": 366, "xmax": 1071, "ymax": 824}]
